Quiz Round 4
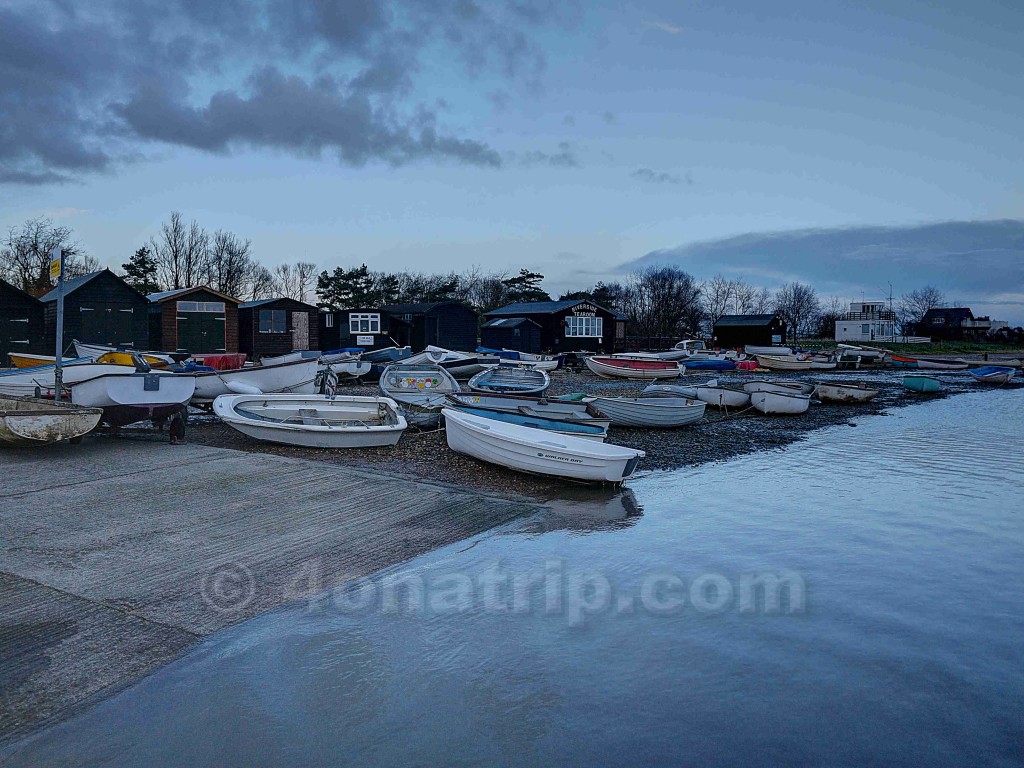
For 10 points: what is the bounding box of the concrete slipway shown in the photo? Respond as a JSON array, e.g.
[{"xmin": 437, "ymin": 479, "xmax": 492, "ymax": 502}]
[{"xmin": 0, "ymin": 438, "xmax": 541, "ymax": 744}]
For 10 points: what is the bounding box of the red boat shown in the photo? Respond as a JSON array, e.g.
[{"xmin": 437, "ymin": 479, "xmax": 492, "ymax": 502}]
[{"xmin": 584, "ymin": 355, "xmax": 681, "ymax": 380}]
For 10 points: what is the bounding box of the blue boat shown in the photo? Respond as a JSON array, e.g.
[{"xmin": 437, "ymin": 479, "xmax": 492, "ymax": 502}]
[
  {"xmin": 476, "ymin": 346, "xmax": 520, "ymax": 360},
  {"xmin": 968, "ymin": 366, "xmax": 1016, "ymax": 385},
  {"xmin": 681, "ymin": 359, "xmax": 736, "ymax": 371},
  {"xmin": 446, "ymin": 405, "xmax": 607, "ymax": 440}
]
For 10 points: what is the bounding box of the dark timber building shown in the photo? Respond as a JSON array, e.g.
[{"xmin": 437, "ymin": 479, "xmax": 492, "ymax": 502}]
[
  {"xmin": 0, "ymin": 279, "xmax": 45, "ymax": 364},
  {"xmin": 380, "ymin": 302, "xmax": 479, "ymax": 352},
  {"xmin": 239, "ymin": 298, "xmax": 320, "ymax": 361},
  {"xmin": 318, "ymin": 307, "xmax": 405, "ymax": 352},
  {"xmin": 482, "ymin": 300, "xmax": 624, "ymax": 353},
  {"xmin": 39, "ymin": 269, "xmax": 149, "ymax": 352},
  {"xmin": 148, "ymin": 286, "xmax": 241, "ymax": 354},
  {"xmin": 479, "ymin": 316, "xmax": 543, "ymax": 354},
  {"xmin": 712, "ymin": 314, "xmax": 787, "ymax": 349}
]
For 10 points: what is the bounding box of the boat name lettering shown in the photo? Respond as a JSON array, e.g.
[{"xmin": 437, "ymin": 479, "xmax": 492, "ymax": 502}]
[{"xmin": 536, "ymin": 452, "xmax": 584, "ymax": 464}]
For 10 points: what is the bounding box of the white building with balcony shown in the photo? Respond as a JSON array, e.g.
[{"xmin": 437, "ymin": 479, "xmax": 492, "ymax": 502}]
[{"xmin": 835, "ymin": 301, "xmax": 897, "ymax": 342}]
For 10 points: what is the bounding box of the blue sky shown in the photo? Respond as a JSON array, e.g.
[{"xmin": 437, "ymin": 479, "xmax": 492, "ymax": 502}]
[{"xmin": 2, "ymin": 1, "xmax": 1022, "ymax": 321}]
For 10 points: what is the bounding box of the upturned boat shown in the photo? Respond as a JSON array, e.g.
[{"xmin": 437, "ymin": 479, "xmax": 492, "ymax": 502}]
[
  {"xmin": 589, "ymin": 396, "xmax": 706, "ymax": 428},
  {"xmin": 585, "ymin": 355, "xmax": 680, "ymax": 380},
  {"xmin": 750, "ymin": 389, "xmax": 811, "ymax": 415},
  {"xmin": 468, "ymin": 365, "xmax": 550, "ymax": 395},
  {"xmin": 442, "ymin": 408, "xmax": 644, "ymax": 483},
  {"xmin": 214, "ymin": 394, "xmax": 407, "ymax": 447},
  {"xmin": 380, "ymin": 363, "xmax": 461, "ymax": 429},
  {"xmin": 813, "ymin": 381, "xmax": 881, "ymax": 403},
  {"xmin": 967, "ymin": 366, "xmax": 1016, "ymax": 385},
  {"xmin": 891, "ymin": 355, "xmax": 969, "ymax": 370},
  {"xmin": 903, "ymin": 375, "xmax": 942, "ymax": 393},
  {"xmin": 0, "ymin": 394, "xmax": 102, "ymax": 446},
  {"xmin": 70, "ymin": 371, "xmax": 196, "ymax": 426}
]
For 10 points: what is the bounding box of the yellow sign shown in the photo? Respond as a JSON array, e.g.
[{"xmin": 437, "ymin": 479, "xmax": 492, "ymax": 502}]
[{"xmin": 49, "ymin": 256, "xmax": 61, "ymax": 280}]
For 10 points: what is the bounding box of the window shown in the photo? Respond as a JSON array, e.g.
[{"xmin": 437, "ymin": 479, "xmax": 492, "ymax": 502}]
[
  {"xmin": 862, "ymin": 324, "xmax": 870, "ymax": 335},
  {"xmin": 566, "ymin": 315, "xmax": 603, "ymax": 337},
  {"xmin": 349, "ymin": 313, "xmax": 380, "ymax": 334},
  {"xmin": 324, "ymin": 314, "xmax": 334, "ymax": 328},
  {"xmin": 176, "ymin": 301, "xmax": 225, "ymax": 313},
  {"xmin": 259, "ymin": 309, "xmax": 287, "ymax": 333}
]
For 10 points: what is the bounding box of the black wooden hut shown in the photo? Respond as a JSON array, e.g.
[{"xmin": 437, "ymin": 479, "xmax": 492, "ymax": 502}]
[
  {"xmin": 712, "ymin": 314, "xmax": 787, "ymax": 349},
  {"xmin": 238, "ymin": 298, "xmax": 320, "ymax": 361},
  {"xmin": 482, "ymin": 300, "xmax": 624, "ymax": 353},
  {"xmin": 147, "ymin": 286, "xmax": 241, "ymax": 354},
  {"xmin": 39, "ymin": 269, "xmax": 149, "ymax": 352},
  {"xmin": 381, "ymin": 302, "xmax": 479, "ymax": 352},
  {"xmin": 318, "ymin": 307, "xmax": 405, "ymax": 352},
  {"xmin": 480, "ymin": 317, "xmax": 543, "ymax": 354},
  {"xmin": 0, "ymin": 279, "xmax": 45, "ymax": 364}
]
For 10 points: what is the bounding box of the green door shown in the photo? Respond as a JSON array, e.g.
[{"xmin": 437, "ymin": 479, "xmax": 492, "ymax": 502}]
[{"xmin": 176, "ymin": 312, "xmax": 226, "ymax": 353}]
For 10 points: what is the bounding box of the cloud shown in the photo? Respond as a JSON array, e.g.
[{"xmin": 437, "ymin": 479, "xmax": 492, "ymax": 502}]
[
  {"xmin": 643, "ymin": 20, "xmax": 683, "ymax": 34},
  {"xmin": 631, "ymin": 167, "xmax": 688, "ymax": 185},
  {"xmin": 625, "ymin": 220, "xmax": 1024, "ymax": 320},
  {"xmin": 0, "ymin": 0, "xmax": 579, "ymax": 185},
  {"xmin": 517, "ymin": 141, "xmax": 580, "ymax": 168},
  {"xmin": 602, "ymin": 111, "xmax": 617, "ymax": 124}
]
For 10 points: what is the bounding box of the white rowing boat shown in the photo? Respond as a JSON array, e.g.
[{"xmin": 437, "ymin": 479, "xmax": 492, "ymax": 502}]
[
  {"xmin": 585, "ymin": 356, "xmax": 680, "ymax": 380},
  {"xmin": 442, "ymin": 408, "xmax": 644, "ymax": 483},
  {"xmin": 756, "ymin": 354, "xmax": 813, "ymax": 371},
  {"xmin": 742, "ymin": 380, "xmax": 814, "ymax": 396},
  {"xmin": 0, "ymin": 360, "xmax": 136, "ymax": 398},
  {"xmin": 750, "ymin": 389, "xmax": 811, "ymax": 415},
  {"xmin": 70, "ymin": 372, "xmax": 196, "ymax": 426},
  {"xmin": 469, "ymin": 366, "xmax": 550, "ymax": 395},
  {"xmin": 589, "ymin": 396, "xmax": 706, "ymax": 428},
  {"xmin": 184, "ymin": 358, "xmax": 320, "ymax": 404},
  {"xmin": 813, "ymin": 381, "xmax": 881, "ymax": 403},
  {"xmin": 0, "ymin": 395, "xmax": 102, "ymax": 446},
  {"xmin": 695, "ymin": 381, "xmax": 751, "ymax": 409},
  {"xmin": 214, "ymin": 394, "xmax": 406, "ymax": 447}
]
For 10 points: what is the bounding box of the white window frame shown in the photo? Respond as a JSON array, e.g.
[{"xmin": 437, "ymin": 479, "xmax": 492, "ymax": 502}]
[
  {"xmin": 349, "ymin": 313, "xmax": 381, "ymax": 334},
  {"xmin": 324, "ymin": 314, "xmax": 335, "ymax": 328},
  {"xmin": 565, "ymin": 315, "xmax": 603, "ymax": 338},
  {"xmin": 176, "ymin": 300, "xmax": 226, "ymax": 313}
]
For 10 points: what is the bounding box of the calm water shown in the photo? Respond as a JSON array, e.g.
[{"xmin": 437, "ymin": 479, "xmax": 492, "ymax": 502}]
[{"xmin": 6, "ymin": 390, "xmax": 1024, "ymax": 767}]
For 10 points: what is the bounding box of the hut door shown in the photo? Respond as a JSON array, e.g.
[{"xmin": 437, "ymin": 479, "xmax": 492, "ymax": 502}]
[{"xmin": 291, "ymin": 312, "xmax": 309, "ymax": 350}]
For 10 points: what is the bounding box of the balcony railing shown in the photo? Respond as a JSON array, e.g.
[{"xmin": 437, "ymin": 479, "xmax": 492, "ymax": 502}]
[{"xmin": 841, "ymin": 311, "xmax": 896, "ymax": 321}]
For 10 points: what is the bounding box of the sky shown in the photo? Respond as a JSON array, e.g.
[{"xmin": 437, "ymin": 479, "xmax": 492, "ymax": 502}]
[{"xmin": 2, "ymin": 0, "xmax": 1023, "ymax": 322}]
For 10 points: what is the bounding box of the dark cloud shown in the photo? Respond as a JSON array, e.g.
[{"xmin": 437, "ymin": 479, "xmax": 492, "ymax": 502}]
[
  {"xmin": 0, "ymin": 0, "xmax": 579, "ymax": 185},
  {"xmin": 632, "ymin": 168, "xmax": 687, "ymax": 185},
  {"xmin": 626, "ymin": 220, "xmax": 1024, "ymax": 298},
  {"xmin": 517, "ymin": 141, "xmax": 580, "ymax": 168}
]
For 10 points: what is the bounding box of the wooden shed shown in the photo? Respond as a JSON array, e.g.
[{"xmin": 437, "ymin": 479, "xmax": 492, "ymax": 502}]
[
  {"xmin": 147, "ymin": 286, "xmax": 240, "ymax": 354},
  {"xmin": 381, "ymin": 302, "xmax": 479, "ymax": 352},
  {"xmin": 39, "ymin": 269, "xmax": 149, "ymax": 352},
  {"xmin": 713, "ymin": 314, "xmax": 787, "ymax": 349},
  {"xmin": 238, "ymin": 298, "xmax": 320, "ymax": 361},
  {"xmin": 480, "ymin": 317, "xmax": 543, "ymax": 354},
  {"xmin": 482, "ymin": 300, "xmax": 624, "ymax": 353},
  {"xmin": 0, "ymin": 278, "xmax": 45, "ymax": 364},
  {"xmin": 318, "ymin": 307, "xmax": 404, "ymax": 352}
]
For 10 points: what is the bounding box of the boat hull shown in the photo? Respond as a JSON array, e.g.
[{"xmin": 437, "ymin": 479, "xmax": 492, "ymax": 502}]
[
  {"xmin": 448, "ymin": 405, "xmax": 606, "ymax": 440},
  {"xmin": 468, "ymin": 367, "xmax": 551, "ymax": 395},
  {"xmin": 447, "ymin": 393, "xmax": 610, "ymax": 431},
  {"xmin": 187, "ymin": 359, "xmax": 320, "ymax": 403},
  {"xmin": 813, "ymin": 382, "xmax": 880, "ymax": 403},
  {"xmin": 590, "ymin": 397, "xmax": 706, "ymax": 428},
  {"xmin": 71, "ymin": 373, "xmax": 196, "ymax": 426},
  {"xmin": 903, "ymin": 376, "xmax": 942, "ymax": 393},
  {"xmin": 641, "ymin": 383, "xmax": 700, "ymax": 399},
  {"xmin": 0, "ymin": 362, "xmax": 136, "ymax": 398},
  {"xmin": 695, "ymin": 386, "xmax": 751, "ymax": 409},
  {"xmin": 380, "ymin": 364, "xmax": 461, "ymax": 429},
  {"xmin": 442, "ymin": 408, "xmax": 643, "ymax": 483},
  {"xmin": 750, "ymin": 390, "xmax": 811, "ymax": 414},
  {"xmin": 756, "ymin": 355, "xmax": 812, "ymax": 371},
  {"xmin": 585, "ymin": 356, "xmax": 680, "ymax": 380},
  {"xmin": 0, "ymin": 395, "xmax": 102, "ymax": 446},
  {"xmin": 967, "ymin": 366, "xmax": 1016, "ymax": 385}
]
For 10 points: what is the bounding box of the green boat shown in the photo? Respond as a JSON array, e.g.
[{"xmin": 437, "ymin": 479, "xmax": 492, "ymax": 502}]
[{"xmin": 903, "ymin": 375, "xmax": 942, "ymax": 394}]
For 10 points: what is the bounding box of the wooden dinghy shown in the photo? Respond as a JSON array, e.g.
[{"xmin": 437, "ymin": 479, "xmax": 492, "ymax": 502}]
[
  {"xmin": 442, "ymin": 408, "xmax": 644, "ymax": 483},
  {"xmin": 589, "ymin": 396, "xmax": 706, "ymax": 428},
  {"xmin": 750, "ymin": 389, "xmax": 811, "ymax": 415},
  {"xmin": 756, "ymin": 354, "xmax": 813, "ymax": 371},
  {"xmin": 967, "ymin": 366, "xmax": 1016, "ymax": 385},
  {"xmin": 0, "ymin": 395, "xmax": 102, "ymax": 446},
  {"xmin": 446, "ymin": 392, "xmax": 610, "ymax": 433},
  {"xmin": 70, "ymin": 372, "xmax": 196, "ymax": 427},
  {"xmin": 380, "ymin": 363, "xmax": 461, "ymax": 429},
  {"xmin": 813, "ymin": 381, "xmax": 881, "ymax": 403},
  {"xmin": 585, "ymin": 355, "xmax": 680, "ymax": 380},
  {"xmin": 214, "ymin": 394, "xmax": 406, "ymax": 448},
  {"xmin": 468, "ymin": 365, "xmax": 550, "ymax": 395}
]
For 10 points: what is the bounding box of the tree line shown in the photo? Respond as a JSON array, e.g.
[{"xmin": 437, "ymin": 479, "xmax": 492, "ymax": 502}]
[{"xmin": 1, "ymin": 215, "xmax": 964, "ymax": 343}]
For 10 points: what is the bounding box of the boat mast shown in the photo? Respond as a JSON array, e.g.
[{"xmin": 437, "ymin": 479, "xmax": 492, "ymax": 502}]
[{"xmin": 52, "ymin": 247, "xmax": 65, "ymax": 398}]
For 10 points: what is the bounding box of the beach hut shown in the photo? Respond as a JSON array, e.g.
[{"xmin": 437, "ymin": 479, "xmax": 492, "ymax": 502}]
[
  {"xmin": 381, "ymin": 302, "xmax": 478, "ymax": 352},
  {"xmin": 480, "ymin": 316, "xmax": 543, "ymax": 354},
  {"xmin": 713, "ymin": 314, "xmax": 787, "ymax": 349},
  {"xmin": 238, "ymin": 297, "xmax": 320, "ymax": 361},
  {"xmin": 318, "ymin": 307, "xmax": 403, "ymax": 352},
  {"xmin": 482, "ymin": 300, "xmax": 624, "ymax": 353},
  {"xmin": 39, "ymin": 269, "xmax": 149, "ymax": 352},
  {"xmin": 0, "ymin": 279, "xmax": 45, "ymax": 364},
  {"xmin": 147, "ymin": 286, "xmax": 240, "ymax": 354}
]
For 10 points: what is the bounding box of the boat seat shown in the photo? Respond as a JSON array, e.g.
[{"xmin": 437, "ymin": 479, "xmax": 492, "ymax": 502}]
[{"xmin": 298, "ymin": 408, "xmax": 322, "ymax": 426}]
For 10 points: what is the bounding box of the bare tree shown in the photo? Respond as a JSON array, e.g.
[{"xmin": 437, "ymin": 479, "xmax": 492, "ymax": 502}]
[
  {"xmin": 206, "ymin": 230, "xmax": 254, "ymax": 298},
  {"xmin": 0, "ymin": 217, "xmax": 88, "ymax": 296},
  {"xmin": 774, "ymin": 282, "xmax": 820, "ymax": 344},
  {"xmin": 620, "ymin": 266, "xmax": 703, "ymax": 341},
  {"xmin": 898, "ymin": 286, "xmax": 945, "ymax": 330},
  {"xmin": 703, "ymin": 274, "xmax": 736, "ymax": 329},
  {"xmin": 249, "ymin": 266, "xmax": 276, "ymax": 301},
  {"xmin": 149, "ymin": 212, "xmax": 209, "ymax": 290},
  {"xmin": 813, "ymin": 295, "xmax": 846, "ymax": 338}
]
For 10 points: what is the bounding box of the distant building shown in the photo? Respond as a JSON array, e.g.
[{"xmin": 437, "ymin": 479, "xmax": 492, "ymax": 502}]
[
  {"xmin": 834, "ymin": 301, "xmax": 897, "ymax": 342},
  {"xmin": 713, "ymin": 314, "xmax": 787, "ymax": 349},
  {"xmin": 39, "ymin": 269, "xmax": 150, "ymax": 351},
  {"xmin": 480, "ymin": 317, "xmax": 543, "ymax": 354},
  {"xmin": 238, "ymin": 297, "xmax": 320, "ymax": 361},
  {"xmin": 482, "ymin": 300, "xmax": 625, "ymax": 353},
  {"xmin": 380, "ymin": 302, "xmax": 479, "ymax": 352},
  {"xmin": 318, "ymin": 307, "xmax": 404, "ymax": 352},
  {"xmin": 913, "ymin": 307, "xmax": 1006, "ymax": 341},
  {"xmin": 0, "ymin": 279, "xmax": 45, "ymax": 364},
  {"xmin": 148, "ymin": 286, "xmax": 240, "ymax": 354}
]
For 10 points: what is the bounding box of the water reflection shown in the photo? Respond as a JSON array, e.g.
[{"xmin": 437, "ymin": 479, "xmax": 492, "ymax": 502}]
[{"xmin": 511, "ymin": 486, "xmax": 644, "ymax": 535}]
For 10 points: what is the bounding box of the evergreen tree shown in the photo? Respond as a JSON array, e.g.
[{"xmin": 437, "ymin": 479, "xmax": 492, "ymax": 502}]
[
  {"xmin": 121, "ymin": 246, "xmax": 160, "ymax": 294},
  {"xmin": 316, "ymin": 264, "xmax": 375, "ymax": 309},
  {"xmin": 502, "ymin": 269, "xmax": 550, "ymax": 303}
]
